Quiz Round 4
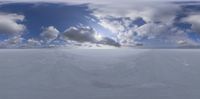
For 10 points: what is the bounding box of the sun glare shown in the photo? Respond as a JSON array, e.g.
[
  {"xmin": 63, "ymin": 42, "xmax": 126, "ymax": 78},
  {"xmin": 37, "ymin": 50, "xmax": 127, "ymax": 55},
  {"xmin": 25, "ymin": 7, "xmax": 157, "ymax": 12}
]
[{"xmin": 94, "ymin": 34, "xmax": 103, "ymax": 41}]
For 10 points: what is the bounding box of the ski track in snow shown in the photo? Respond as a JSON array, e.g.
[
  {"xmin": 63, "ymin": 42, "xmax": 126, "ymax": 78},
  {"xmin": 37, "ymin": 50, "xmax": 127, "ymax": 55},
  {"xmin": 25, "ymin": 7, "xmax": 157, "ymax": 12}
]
[{"xmin": 0, "ymin": 49, "xmax": 200, "ymax": 99}]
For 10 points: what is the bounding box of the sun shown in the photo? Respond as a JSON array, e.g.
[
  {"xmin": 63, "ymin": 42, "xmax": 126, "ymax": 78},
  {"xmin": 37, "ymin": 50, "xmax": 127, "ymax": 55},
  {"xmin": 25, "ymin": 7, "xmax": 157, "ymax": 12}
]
[{"xmin": 94, "ymin": 34, "xmax": 103, "ymax": 41}]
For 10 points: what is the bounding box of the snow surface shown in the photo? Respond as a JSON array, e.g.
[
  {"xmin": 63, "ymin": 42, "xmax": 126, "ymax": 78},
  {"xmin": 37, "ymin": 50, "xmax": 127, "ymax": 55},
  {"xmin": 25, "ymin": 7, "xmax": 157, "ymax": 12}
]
[{"xmin": 0, "ymin": 49, "xmax": 200, "ymax": 99}]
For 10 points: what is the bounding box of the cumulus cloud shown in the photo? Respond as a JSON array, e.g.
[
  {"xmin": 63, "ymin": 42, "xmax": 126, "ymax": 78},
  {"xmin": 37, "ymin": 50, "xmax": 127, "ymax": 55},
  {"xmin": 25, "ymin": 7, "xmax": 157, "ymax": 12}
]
[
  {"xmin": 89, "ymin": 2, "xmax": 189, "ymax": 46},
  {"xmin": 0, "ymin": 37, "xmax": 43, "ymax": 48},
  {"xmin": 163, "ymin": 29, "xmax": 200, "ymax": 47},
  {"xmin": 135, "ymin": 23, "xmax": 172, "ymax": 39},
  {"xmin": 90, "ymin": 2, "xmax": 180, "ymax": 23},
  {"xmin": 177, "ymin": 40, "xmax": 188, "ymax": 45},
  {"xmin": 62, "ymin": 26, "xmax": 120, "ymax": 47},
  {"xmin": 0, "ymin": 1, "xmax": 198, "ymax": 48},
  {"xmin": 176, "ymin": 39, "xmax": 199, "ymax": 47},
  {"xmin": 62, "ymin": 26, "xmax": 96, "ymax": 43},
  {"xmin": 0, "ymin": 36, "xmax": 25, "ymax": 48},
  {"xmin": 182, "ymin": 14, "xmax": 200, "ymax": 33},
  {"xmin": 5, "ymin": 36, "xmax": 24, "ymax": 45},
  {"xmin": 98, "ymin": 37, "xmax": 121, "ymax": 47},
  {"xmin": 40, "ymin": 26, "xmax": 59, "ymax": 43},
  {"xmin": 0, "ymin": 13, "xmax": 26, "ymax": 35},
  {"xmin": 27, "ymin": 39, "xmax": 41, "ymax": 47}
]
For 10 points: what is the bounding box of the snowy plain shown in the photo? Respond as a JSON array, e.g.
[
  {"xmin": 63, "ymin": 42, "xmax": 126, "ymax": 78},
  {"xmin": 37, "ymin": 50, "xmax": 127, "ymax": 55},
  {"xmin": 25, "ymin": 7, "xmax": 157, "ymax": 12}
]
[{"xmin": 0, "ymin": 49, "xmax": 200, "ymax": 99}]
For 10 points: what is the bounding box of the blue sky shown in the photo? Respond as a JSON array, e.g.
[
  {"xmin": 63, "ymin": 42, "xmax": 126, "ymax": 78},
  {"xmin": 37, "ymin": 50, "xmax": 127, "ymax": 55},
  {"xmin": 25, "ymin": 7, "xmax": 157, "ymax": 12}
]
[
  {"xmin": 0, "ymin": 1, "xmax": 200, "ymax": 48},
  {"xmin": 0, "ymin": 3, "xmax": 91, "ymax": 37}
]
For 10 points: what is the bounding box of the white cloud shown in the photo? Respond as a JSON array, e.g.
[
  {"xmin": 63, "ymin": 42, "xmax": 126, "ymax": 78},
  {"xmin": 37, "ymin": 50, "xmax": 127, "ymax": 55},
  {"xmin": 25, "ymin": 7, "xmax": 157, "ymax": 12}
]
[
  {"xmin": 2, "ymin": 0, "xmax": 199, "ymax": 5},
  {"xmin": 27, "ymin": 39, "xmax": 41, "ymax": 46},
  {"xmin": 40, "ymin": 26, "xmax": 59, "ymax": 43},
  {"xmin": 90, "ymin": 2, "xmax": 180, "ymax": 23},
  {"xmin": 98, "ymin": 18, "xmax": 126, "ymax": 34},
  {"xmin": 89, "ymin": 2, "xmax": 183, "ymax": 46},
  {"xmin": 182, "ymin": 14, "xmax": 200, "ymax": 33},
  {"xmin": 135, "ymin": 23, "xmax": 170, "ymax": 38},
  {"xmin": 162, "ymin": 29, "xmax": 200, "ymax": 47},
  {"xmin": 4, "ymin": 36, "xmax": 24, "ymax": 45},
  {"xmin": 176, "ymin": 39, "xmax": 199, "ymax": 47},
  {"xmin": 0, "ymin": 36, "xmax": 25, "ymax": 48},
  {"xmin": 62, "ymin": 26, "xmax": 120, "ymax": 47},
  {"xmin": 62, "ymin": 26, "xmax": 97, "ymax": 43},
  {"xmin": 0, "ymin": 1, "xmax": 198, "ymax": 48},
  {"xmin": 177, "ymin": 40, "xmax": 187, "ymax": 45},
  {"xmin": 0, "ymin": 13, "xmax": 26, "ymax": 35}
]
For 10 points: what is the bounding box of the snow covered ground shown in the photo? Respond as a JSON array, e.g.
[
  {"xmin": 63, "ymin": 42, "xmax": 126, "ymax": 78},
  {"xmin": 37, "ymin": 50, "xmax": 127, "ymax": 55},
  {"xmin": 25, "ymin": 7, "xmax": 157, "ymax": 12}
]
[{"xmin": 0, "ymin": 49, "xmax": 200, "ymax": 99}]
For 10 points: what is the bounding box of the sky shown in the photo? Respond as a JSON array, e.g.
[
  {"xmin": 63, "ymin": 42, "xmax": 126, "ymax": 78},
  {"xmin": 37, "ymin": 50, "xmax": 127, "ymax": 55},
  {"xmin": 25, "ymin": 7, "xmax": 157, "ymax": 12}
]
[{"xmin": 0, "ymin": 0, "xmax": 200, "ymax": 48}]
